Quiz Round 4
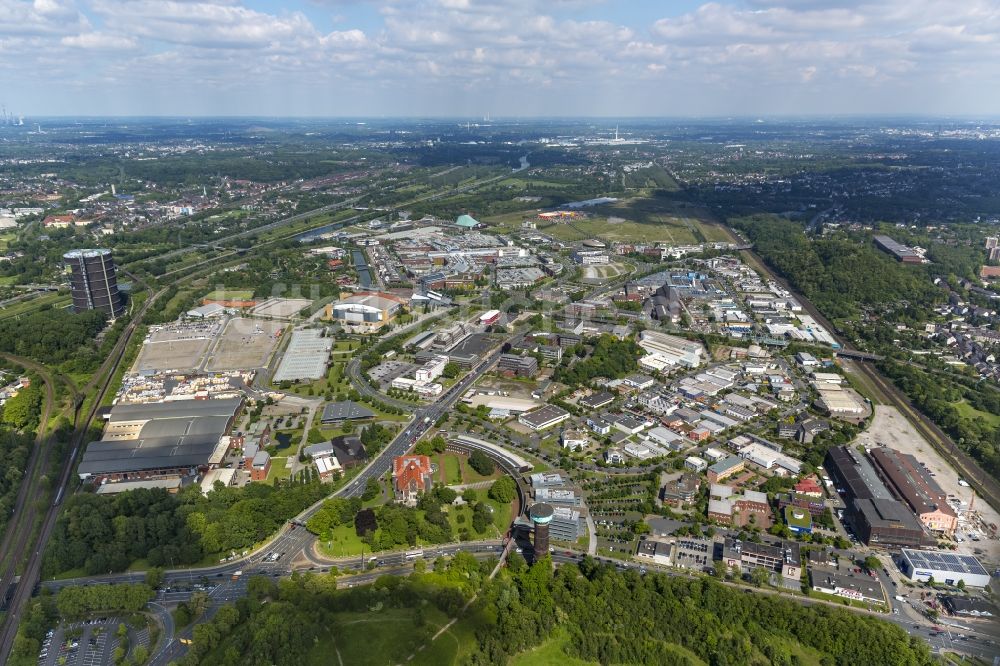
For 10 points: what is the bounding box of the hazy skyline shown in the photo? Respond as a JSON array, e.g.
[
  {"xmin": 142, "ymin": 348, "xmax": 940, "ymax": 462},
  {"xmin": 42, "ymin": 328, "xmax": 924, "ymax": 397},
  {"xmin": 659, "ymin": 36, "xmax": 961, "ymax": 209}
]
[{"xmin": 2, "ymin": 0, "xmax": 998, "ymax": 118}]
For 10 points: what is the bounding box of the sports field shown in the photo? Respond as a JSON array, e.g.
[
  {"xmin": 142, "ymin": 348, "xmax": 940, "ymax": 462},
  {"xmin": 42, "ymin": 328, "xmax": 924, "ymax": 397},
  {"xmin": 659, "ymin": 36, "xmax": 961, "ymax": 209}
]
[{"xmin": 202, "ymin": 289, "xmax": 254, "ymax": 302}]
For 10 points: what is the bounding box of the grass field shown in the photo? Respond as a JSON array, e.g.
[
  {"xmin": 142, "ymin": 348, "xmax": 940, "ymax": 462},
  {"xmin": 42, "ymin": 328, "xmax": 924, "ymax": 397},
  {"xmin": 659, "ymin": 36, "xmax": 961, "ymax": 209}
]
[
  {"xmin": 952, "ymin": 400, "xmax": 1000, "ymax": 427},
  {"xmin": 265, "ymin": 457, "xmax": 292, "ymax": 485},
  {"xmin": 411, "ymin": 605, "xmax": 505, "ymax": 666},
  {"xmin": 509, "ymin": 627, "xmax": 599, "ymax": 666},
  {"xmin": 202, "ymin": 288, "xmax": 254, "ymax": 302},
  {"xmin": 318, "ymin": 523, "xmax": 369, "ymax": 558},
  {"xmin": 309, "ymin": 607, "xmax": 452, "ymax": 666},
  {"xmin": 542, "ymin": 216, "xmax": 699, "ymax": 244},
  {"xmin": 439, "ymin": 453, "xmax": 463, "ymax": 485},
  {"xmin": 460, "ymin": 456, "xmax": 501, "ymax": 483}
]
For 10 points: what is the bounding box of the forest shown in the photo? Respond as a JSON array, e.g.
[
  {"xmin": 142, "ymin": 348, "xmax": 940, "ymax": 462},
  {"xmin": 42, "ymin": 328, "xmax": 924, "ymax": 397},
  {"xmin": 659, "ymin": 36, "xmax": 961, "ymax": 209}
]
[
  {"xmin": 730, "ymin": 215, "xmax": 942, "ymax": 326},
  {"xmin": 179, "ymin": 555, "xmax": 931, "ymax": 666},
  {"xmin": 878, "ymin": 359, "xmax": 1000, "ymax": 480},
  {"xmin": 0, "ymin": 426, "xmax": 32, "ymax": 536},
  {"xmin": 43, "ymin": 478, "xmax": 329, "ymax": 576},
  {"xmin": 0, "ymin": 308, "xmax": 108, "ymax": 371},
  {"xmin": 553, "ymin": 335, "xmax": 642, "ymax": 387}
]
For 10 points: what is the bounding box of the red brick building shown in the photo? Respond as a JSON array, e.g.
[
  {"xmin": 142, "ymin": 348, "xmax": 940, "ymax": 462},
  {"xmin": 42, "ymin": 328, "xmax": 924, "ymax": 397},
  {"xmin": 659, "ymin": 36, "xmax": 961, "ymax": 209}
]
[{"xmin": 393, "ymin": 455, "xmax": 434, "ymax": 504}]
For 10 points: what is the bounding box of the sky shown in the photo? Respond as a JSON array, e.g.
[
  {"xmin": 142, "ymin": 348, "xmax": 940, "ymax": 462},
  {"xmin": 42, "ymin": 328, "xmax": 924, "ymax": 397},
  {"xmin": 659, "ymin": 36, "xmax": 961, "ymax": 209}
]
[{"xmin": 1, "ymin": 0, "xmax": 998, "ymax": 117}]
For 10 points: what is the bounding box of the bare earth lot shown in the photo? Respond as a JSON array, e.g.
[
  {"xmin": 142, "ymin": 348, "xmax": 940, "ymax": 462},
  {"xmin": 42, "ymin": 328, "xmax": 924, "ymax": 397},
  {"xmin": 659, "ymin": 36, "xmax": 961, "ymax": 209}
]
[{"xmin": 855, "ymin": 406, "xmax": 1000, "ymax": 560}]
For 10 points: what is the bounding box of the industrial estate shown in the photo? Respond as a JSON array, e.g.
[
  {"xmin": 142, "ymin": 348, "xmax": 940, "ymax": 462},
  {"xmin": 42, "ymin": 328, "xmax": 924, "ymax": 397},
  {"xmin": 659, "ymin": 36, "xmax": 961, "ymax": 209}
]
[{"xmin": 1, "ymin": 113, "xmax": 1000, "ymax": 666}]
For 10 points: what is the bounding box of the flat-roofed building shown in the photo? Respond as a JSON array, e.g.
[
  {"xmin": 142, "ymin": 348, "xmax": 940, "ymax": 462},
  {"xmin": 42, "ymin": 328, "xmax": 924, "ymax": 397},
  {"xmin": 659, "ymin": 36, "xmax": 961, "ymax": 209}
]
[
  {"xmin": 723, "ymin": 537, "xmax": 801, "ymax": 582},
  {"xmin": 326, "ymin": 291, "xmax": 405, "ymax": 330},
  {"xmin": 874, "ymin": 235, "xmax": 923, "ymax": 264},
  {"xmin": 811, "ymin": 567, "xmax": 884, "ymax": 604},
  {"xmin": 684, "ymin": 456, "xmax": 707, "ymax": 472},
  {"xmin": 549, "ymin": 505, "xmax": 585, "ymax": 542},
  {"xmin": 900, "ymin": 549, "xmax": 991, "ymax": 587},
  {"xmin": 662, "ymin": 473, "xmax": 701, "ymax": 506},
  {"xmin": 498, "ymin": 353, "xmax": 538, "ymax": 377},
  {"xmin": 518, "ymin": 404, "xmax": 571, "ymax": 431},
  {"xmin": 534, "ymin": 487, "xmax": 582, "ymax": 507},
  {"xmin": 638, "ymin": 331, "xmax": 705, "ymax": 368},
  {"xmin": 580, "ymin": 391, "xmax": 615, "ymax": 410},
  {"xmin": 78, "ymin": 398, "xmax": 243, "ymax": 483},
  {"xmin": 529, "ymin": 471, "xmax": 566, "ymax": 488},
  {"xmin": 636, "ymin": 538, "xmax": 673, "ymax": 566}
]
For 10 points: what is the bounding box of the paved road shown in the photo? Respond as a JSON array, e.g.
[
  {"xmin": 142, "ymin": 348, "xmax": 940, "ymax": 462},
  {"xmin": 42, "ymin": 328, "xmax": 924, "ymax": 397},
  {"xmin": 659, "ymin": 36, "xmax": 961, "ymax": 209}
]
[{"xmin": 338, "ymin": 342, "xmax": 509, "ymax": 500}]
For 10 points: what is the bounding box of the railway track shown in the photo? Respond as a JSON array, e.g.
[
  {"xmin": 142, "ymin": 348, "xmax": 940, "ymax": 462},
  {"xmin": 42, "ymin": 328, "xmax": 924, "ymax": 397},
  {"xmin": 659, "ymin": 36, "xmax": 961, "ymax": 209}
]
[
  {"xmin": 0, "ymin": 365, "xmax": 54, "ymax": 612},
  {"xmin": 0, "ymin": 163, "xmax": 527, "ymax": 659},
  {"xmin": 740, "ymin": 247, "xmax": 1000, "ymax": 514},
  {"xmin": 0, "ymin": 287, "xmax": 164, "ymax": 662}
]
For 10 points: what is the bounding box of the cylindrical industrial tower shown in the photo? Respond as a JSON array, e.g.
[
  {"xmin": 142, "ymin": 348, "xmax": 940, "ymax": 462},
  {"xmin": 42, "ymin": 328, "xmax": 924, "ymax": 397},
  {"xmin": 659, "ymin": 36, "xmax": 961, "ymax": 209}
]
[
  {"xmin": 63, "ymin": 249, "xmax": 125, "ymax": 318},
  {"xmin": 529, "ymin": 502, "xmax": 554, "ymax": 557}
]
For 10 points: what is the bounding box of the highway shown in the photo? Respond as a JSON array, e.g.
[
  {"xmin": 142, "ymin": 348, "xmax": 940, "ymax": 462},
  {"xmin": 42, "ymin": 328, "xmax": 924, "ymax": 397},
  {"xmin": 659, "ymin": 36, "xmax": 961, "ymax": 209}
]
[
  {"xmin": 0, "ymin": 285, "xmax": 166, "ymax": 662},
  {"xmin": 40, "ymin": 540, "xmax": 999, "ymax": 663},
  {"xmin": 337, "ymin": 343, "xmax": 508, "ymax": 500}
]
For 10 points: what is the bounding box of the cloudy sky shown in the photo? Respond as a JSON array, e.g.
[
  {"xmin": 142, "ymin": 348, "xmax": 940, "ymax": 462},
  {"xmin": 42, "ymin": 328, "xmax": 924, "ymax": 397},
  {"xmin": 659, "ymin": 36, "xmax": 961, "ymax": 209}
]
[{"xmin": 2, "ymin": 0, "xmax": 998, "ymax": 117}]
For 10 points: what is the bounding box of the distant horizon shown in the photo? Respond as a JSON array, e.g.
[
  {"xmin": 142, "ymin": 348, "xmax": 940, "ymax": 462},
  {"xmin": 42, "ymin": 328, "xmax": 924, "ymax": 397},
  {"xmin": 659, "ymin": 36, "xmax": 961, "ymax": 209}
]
[
  {"xmin": 3, "ymin": 0, "xmax": 997, "ymax": 117},
  {"xmin": 14, "ymin": 114, "xmax": 1000, "ymax": 123}
]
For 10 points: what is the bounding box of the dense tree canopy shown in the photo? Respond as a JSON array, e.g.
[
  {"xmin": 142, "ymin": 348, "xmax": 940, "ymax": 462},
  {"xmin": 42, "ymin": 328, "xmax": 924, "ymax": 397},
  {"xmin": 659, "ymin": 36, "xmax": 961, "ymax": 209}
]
[
  {"xmin": 554, "ymin": 335, "xmax": 642, "ymax": 386},
  {"xmin": 0, "ymin": 309, "xmax": 107, "ymax": 369},
  {"xmin": 43, "ymin": 479, "xmax": 329, "ymax": 576},
  {"xmin": 0, "ymin": 427, "xmax": 32, "ymax": 535}
]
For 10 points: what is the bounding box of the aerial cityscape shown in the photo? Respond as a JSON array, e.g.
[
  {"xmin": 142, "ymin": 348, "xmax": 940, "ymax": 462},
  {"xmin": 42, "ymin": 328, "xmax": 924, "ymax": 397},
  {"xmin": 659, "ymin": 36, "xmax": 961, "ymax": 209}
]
[{"xmin": 1, "ymin": 2, "xmax": 999, "ymax": 666}]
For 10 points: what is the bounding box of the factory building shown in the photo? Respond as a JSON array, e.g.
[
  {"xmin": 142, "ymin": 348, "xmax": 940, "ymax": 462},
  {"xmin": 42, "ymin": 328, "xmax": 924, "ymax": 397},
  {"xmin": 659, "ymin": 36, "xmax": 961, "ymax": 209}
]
[
  {"xmin": 78, "ymin": 398, "xmax": 243, "ymax": 484},
  {"xmin": 638, "ymin": 330, "xmax": 705, "ymax": 368},
  {"xmin": 824, "ymin": 446, "xmax": 935, "ymax": 548},
  {"xmin": 868, "ymin": 447, "xmax": 957, "ymax": 535}
]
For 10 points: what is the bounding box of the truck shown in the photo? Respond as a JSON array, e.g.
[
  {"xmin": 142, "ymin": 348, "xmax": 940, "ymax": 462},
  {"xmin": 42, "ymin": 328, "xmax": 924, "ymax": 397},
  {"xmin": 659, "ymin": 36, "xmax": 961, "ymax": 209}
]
[
  {"xmin": 895, "ymin": 595, "xmax": 905, "ymax": 601},
  {"xmin": 231, "ymin": 570, "xmax": 243, "ymax": 581}
]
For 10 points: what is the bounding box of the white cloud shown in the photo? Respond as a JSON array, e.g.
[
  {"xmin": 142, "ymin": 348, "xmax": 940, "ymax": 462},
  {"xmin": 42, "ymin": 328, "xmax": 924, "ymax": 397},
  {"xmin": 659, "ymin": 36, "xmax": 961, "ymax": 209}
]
[
  {"xmin": 61, "ymin": 32, "xmax": 137, "ymax": 49},
  {"xmin": 1, "ymin": 0, "xmax": 998, "ymax": 115}
]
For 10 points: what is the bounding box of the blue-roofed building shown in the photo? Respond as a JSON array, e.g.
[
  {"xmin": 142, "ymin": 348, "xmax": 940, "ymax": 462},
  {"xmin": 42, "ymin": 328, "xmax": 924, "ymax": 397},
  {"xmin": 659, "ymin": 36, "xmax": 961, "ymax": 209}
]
[{"xmin": 455, "ymin": 214, "xmax": 479, "ymax": 228}]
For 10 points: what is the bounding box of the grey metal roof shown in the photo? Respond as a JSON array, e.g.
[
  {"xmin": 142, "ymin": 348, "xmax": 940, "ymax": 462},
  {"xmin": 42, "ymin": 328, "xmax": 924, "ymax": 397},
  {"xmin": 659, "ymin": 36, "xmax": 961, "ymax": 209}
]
[
  {"xmin": 321, "ymin": 401, "xmax": 376, "ymax": 422},
  {"xmin": 78, "ymin": 398, "xmax": 241, "ymax": 476}
]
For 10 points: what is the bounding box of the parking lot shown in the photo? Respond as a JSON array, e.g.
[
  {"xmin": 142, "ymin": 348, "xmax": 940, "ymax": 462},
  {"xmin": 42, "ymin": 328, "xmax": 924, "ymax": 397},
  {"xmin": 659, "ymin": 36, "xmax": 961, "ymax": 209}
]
[
  {"xmin": 368, "ymin": 360, "xmax": 417, "ymax": 386},
  {"xmin": 204, "ymin": 317, "xmax": 285, "ymax": 372},
  {"xmin": 39, "ymin": 619, "xmax": 121, "ymax": 666}
]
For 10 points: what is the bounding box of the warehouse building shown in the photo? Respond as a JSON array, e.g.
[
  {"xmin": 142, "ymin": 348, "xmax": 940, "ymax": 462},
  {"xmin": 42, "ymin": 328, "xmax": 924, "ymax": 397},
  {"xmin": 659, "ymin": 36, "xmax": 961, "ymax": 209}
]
[
  {"xmin": 638, "ymin": 330, "xmax": 705, "ymax": 368},
  {"xmin": 899, "ymin": 549, "xmax": 991, "ymax": 587},
  {"xmin": 824, "ymin": 446, "xmax": 934, "ymax": 548},
  {"xmin": 78, "ymin": 398, "xmax": 243, "ymax": 483},
  {"xmin": 518, "ymin": 404, "xmax": 571, "ymax": 431},
  {"xmin": 874, "ymin": 235, "xmax": 924, "ymax": 264}
]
